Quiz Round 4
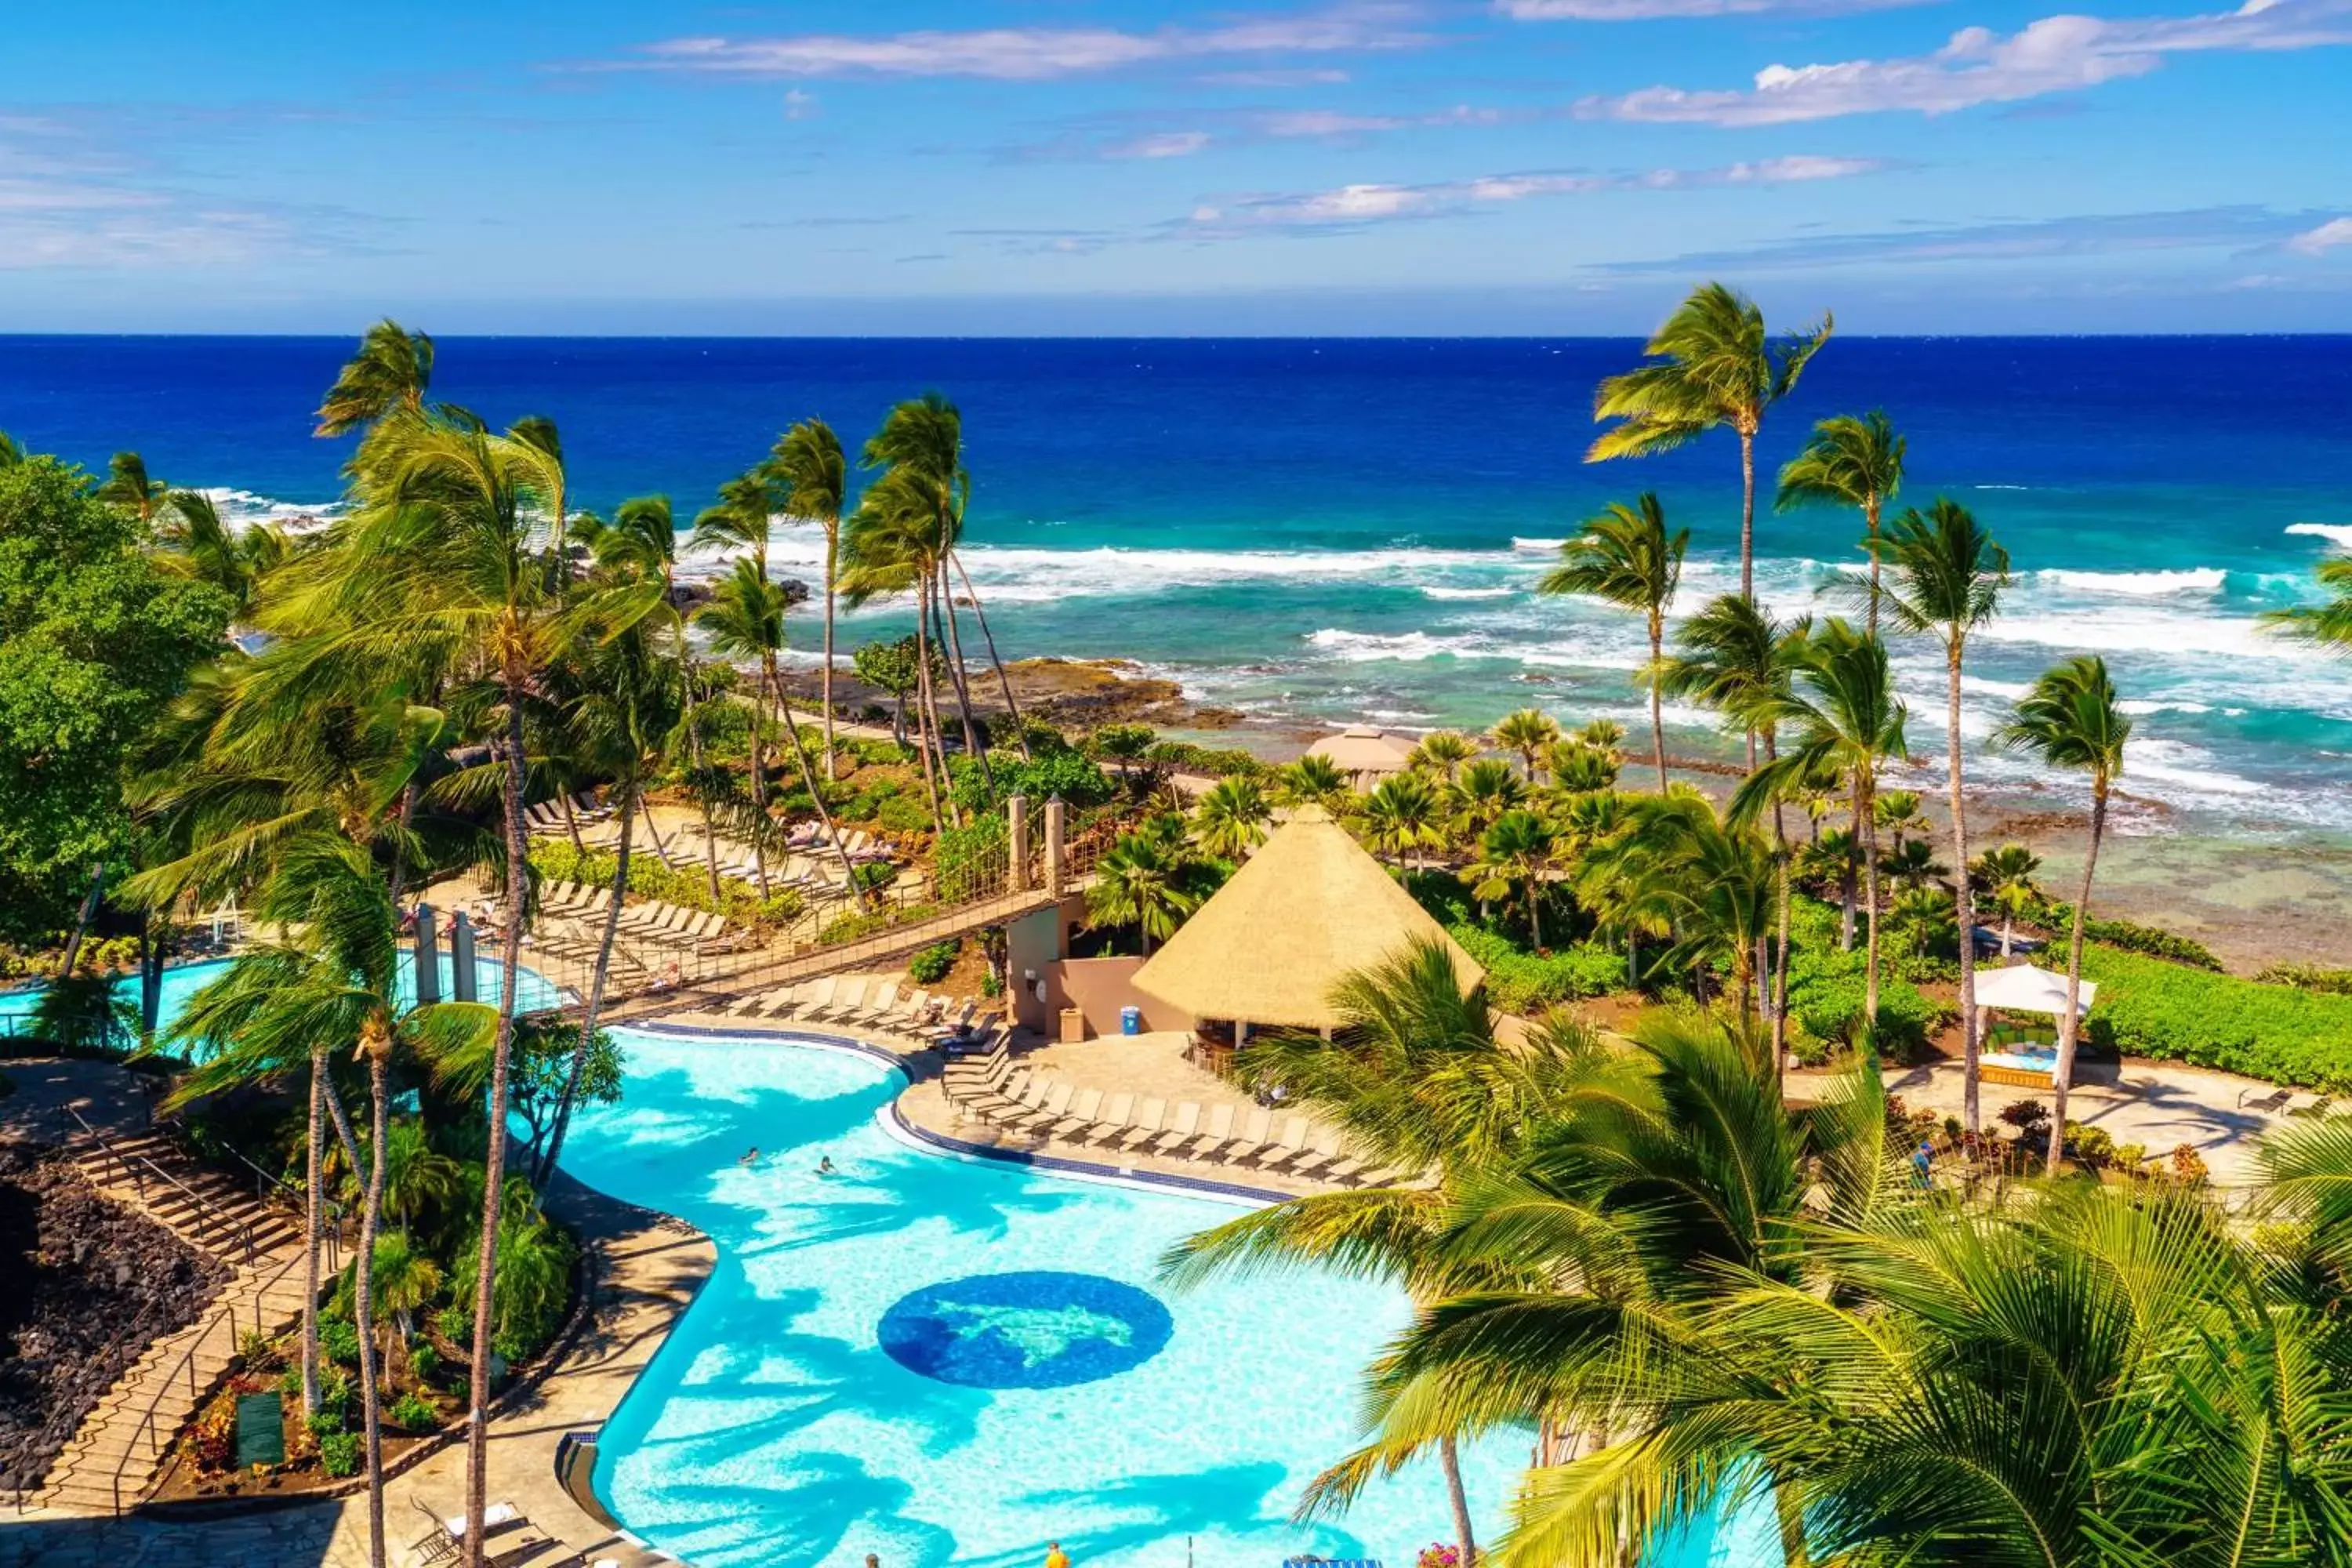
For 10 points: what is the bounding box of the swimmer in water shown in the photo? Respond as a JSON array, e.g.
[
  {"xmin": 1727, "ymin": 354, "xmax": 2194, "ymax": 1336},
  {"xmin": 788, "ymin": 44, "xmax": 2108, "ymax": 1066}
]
[
  {"xmin": 738, "ymin": 1146, "xmax": 759, "ymax": 1166},
  {"xmin": 817, "ymin": 1155, "xmax": 837, "ymax": 1175}
]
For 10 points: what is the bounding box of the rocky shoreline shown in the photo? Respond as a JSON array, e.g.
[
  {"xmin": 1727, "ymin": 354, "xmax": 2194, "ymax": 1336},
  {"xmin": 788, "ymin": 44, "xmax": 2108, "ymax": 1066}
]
[{"xmin": 0, "ymin": 1145, "xmax": 230, "ymax": 1497}]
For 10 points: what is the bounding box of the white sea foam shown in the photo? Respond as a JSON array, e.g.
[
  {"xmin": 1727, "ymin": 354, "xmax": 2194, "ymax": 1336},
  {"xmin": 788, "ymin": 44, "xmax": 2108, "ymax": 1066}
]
[
  {"xmin": 200, "ymin": 486, "xmax": 343, "ymax": 528},
  {"xmin": 2035, "ymin": 566, "xmax": 2227, "ymax": 597},
  {"xmin": 2286, "ymin": 521, "xmax": 2352, "ymax": 549},
  {"xmin": 1510, "ymin": 536, "xmax": 1566, "ymax": 554},
  {"xmin": 2119, "ymin": 699, "xmax": 2215, "ymax": 717},
  {"xmin": 1421, "ymin": 586, "xmax": 1517, "ymax": 600},
  {"xmin": 2125, "ymin": 739, "xmax": 2264, "ymax": 798}
]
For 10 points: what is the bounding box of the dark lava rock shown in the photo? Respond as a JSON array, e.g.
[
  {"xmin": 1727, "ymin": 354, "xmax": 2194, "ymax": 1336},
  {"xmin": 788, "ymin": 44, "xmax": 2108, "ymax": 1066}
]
[{"xmin": 0, "ymin": 1145, "xmax": 232, "ymax": 1494}]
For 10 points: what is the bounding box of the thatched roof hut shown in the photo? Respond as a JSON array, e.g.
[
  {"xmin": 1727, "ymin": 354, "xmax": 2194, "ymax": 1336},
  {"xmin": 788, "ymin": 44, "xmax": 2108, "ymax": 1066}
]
[
  {"xmin": 1131, "ymin": 804, "xmax": 1482, "ymax": 1031},
  {"xmin": 1305, "ymin": 724, "xmax": 1416, "ymax": 786}
]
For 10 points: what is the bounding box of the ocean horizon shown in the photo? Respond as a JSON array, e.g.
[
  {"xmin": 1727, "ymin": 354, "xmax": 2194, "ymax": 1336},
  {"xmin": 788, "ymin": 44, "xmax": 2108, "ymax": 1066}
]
[{"xmin": 6, "ymin": 332, "xmax": 2350, "ymax": 837}]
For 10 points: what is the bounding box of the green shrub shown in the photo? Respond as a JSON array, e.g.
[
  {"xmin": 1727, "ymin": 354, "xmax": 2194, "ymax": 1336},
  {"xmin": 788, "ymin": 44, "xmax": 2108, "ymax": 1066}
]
[
  {"xmin": 307, "ymin": 1408, "xmax": 344, "ymax": 1440},
  {"xmin": 935, "ymin": 815, "xmax": 1009, "ymax": 901},
  {"xmin": 529, "ymin": 841, "xmax": 787, "ymax": 928},
  {"xmin": 320, "ymin": 1317, "xmax": 361, "ymax": 1367},
  {"xmin": 1144, "ymin": 739, "xmax": 1269, "ymax": 779},
  {"xmin": 388, "ymin": 1392, "xmax": 438, "ymax": 1432},
  {"xmin": 408, "ymin": 1341, "xmax": 442, "ymax": 1386},
  {"xmin": 909, "ymin": 940, "xmax": 960, "ymax": 985},
  {"xmin": 318, "ymin": 1431, "xmax": 362, "ymax": 1478},
  {"xmin": 2254, "ymin": 962, "xmax": 2352, "ymax": 996},
  {"xmin": 949, "ymin": 750, "xmax": 1116, "ymax": 815},
  {"xmin": 2080, "ymin": 945, "xmax": 2352, "ymax": 1090},
  {"xmin": 875, "ymin": 795, "xmax": 934, "ymax": 835},
  {"xmin": 434, "ymin": 1304, "xmax": 470, "ymax": 1344},
  {"xmin": 1446, "ymin": 925, "xmax": 1626, "ymax": 1014}
]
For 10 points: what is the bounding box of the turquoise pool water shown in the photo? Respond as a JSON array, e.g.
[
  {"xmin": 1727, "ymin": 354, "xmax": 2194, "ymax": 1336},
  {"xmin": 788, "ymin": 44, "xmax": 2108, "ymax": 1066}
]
[
  {"xmin": 0, "ymin": 951, "xmax": 568, "ymax": 1035},
  {"xmin": 568, "ymin": 1028, "xmax": 1777, "ymax": 1568}
]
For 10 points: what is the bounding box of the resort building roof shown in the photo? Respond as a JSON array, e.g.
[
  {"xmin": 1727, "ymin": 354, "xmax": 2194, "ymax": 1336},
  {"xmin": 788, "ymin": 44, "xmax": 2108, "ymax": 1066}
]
[
  {"xmin": 1132, "ymin": 804, "xmax": 1482, "ymax": 1030},
  {"xmin": 1305, "ymin": 723, "xmax": 1416, "ymax": 784},
  {"xmin": 1976, "ymin": 961, "xmax": 2099, "ymax": 1017}
]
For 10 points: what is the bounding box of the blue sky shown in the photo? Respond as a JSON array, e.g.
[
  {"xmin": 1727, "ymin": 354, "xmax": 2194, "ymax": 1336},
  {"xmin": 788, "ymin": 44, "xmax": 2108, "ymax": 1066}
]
[{"xmin": 2, "ymin": 1, "xmax": 2347, "ymax": 332}]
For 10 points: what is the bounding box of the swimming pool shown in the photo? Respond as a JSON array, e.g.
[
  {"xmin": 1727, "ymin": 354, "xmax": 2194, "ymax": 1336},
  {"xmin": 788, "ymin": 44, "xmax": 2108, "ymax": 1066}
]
[
  {"xmin": 0, "ymin": 951, "xmax": 568, "ymax": 1036},
  {"xmin": 567, "ymin": 1027, "xmax": 1777, "ymax": 1568}
]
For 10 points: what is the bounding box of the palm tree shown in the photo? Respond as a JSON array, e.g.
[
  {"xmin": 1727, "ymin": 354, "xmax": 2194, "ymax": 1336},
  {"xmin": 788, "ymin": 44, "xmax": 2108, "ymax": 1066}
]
[
  {"xmin": 1406, "ymin": 731, "xmax": 1479, "ymax": 783},
  {"xmin": 1589, "ymin": 284, "xmax": 1832, "ymax": 601},
  {"xmin": 1490, "ymin": 708, "xmax": 1563, "ymax": 782},
  {"xmin": 161, "ymin": 837, "xmax": 493, "ymax": 1568},
  {"xmin": 0, "ymin": 429, "xmax": 22, "ymax": 466},
  {"xmin": 1969, "ymin": 842, "xmax": 2043, "ymax": 956},
  {"xmin": 1735, "ymin": 622, "xmax": 1909, "ymax": 1024},
  {"xmin": 771, "ymin": 418, "xmax": 853, "ymax": 778},
  {"xmin": 1657, "ymin": 593, "xmax": 1811, "ymax": 1059},
  {"xmin": 95, "ymin": 449, "xmax": 166, "ymax": 524},
  {"xmin": 1537, "ymin": 494, "xmax": 1687, "ymax": 791},
  {"xmin": 1191, "ymin": 776, "xmax": 1272, "ymax": 860},
  {"xmin": 357, "ymin": 1229, "xmax": 443, "ymax": 1380},
  {"xmin": 1579, "ymin": 717, "xmax": 1626, "ymax": 753},
  {"xmin": 270, "ymin": 408, "xmax": 569, "ymax": 1556},
  {"xmin": 150, "ymin": 490, "xmax": 285, "ymax": 618},
  {"xmin": 1583, "ymin": 791, "xmax": 1777, "ymax": 1016},
  {"xmin": 1798, "ymin": 827, "xmax": 1864, "ymax": 952},
  {"xmin": 314, "ymin": 318, "xmax": 435, "ymax": 437},
  {"xmin": 1166, "ymin": 940, "xmax": 1612, "ymax": 1568},
  {"xmin": 1086, "ymin": 823, "xmax": 1199, "ymax": 953},
  {"xmin": 1871, "ymin": 788, "xmax": 1927, "ymax": 855},
  {"xmin": 1995, "ymin": 656, "xmax": 2129, "ymax": 1174},
  {"xmin": 1277, "ymin": 753, "xmax": 1350, "ymax": 809},
  {"xmin": 1541, "ymin": 739, "xmax": 1618, "ymax": 794},
  {"xmin": 1877, "ymin": 837, "xmax": 1949, "ymax": 891},
  {"xmin": 1448, "ymin": 758, "xmax": 1525, "ymax": 849},
  {"xmin": 1775, "ymin": 411, "xmax": 1906, "ymax": 631},
  {"xmin": 1472, "ymin": 809, "xmax": 1558, "ymax": 947},
  {"xmin": 842, "ymin": 470, "xmax": 956, "ymax": 826},
  {"xmin": 1361, "ymin": 772, "xmax": 1444, "ymax": 872},
  {"xmin": 1871, "ymin": 498, "xmax": 2009, "ymax": 1133}
]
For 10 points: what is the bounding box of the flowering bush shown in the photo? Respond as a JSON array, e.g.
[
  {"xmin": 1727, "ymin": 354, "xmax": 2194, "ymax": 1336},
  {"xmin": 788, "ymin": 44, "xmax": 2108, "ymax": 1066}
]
[{"xmin": 1417, "ymin": 1545, "xmax": 1462, "ymax": 1568}]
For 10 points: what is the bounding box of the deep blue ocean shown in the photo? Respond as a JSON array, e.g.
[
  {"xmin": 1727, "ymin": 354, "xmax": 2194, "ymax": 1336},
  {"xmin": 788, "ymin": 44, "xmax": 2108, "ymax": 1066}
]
[{"xmin": 5, "ymin": 335, "xmax": 2350, "ymax": 833}]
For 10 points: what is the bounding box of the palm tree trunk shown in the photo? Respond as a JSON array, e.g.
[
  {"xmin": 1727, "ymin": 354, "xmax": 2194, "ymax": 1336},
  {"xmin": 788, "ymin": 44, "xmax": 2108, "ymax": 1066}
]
[
  {"xmin": 537, "ymin": 789, "xmax": 633, "ymax": 1187},
  {"xmin": 822, "ymin": 524, "xmax": 840, "ymax": 781},
  {"xmin": 935, "ymin": 562, "xmax": 994, "ymax": 795},
  {"xmin": 743, "ymin": 680, "xmax": 771, "ymax": 899},
  {"xmin": 2001, "ymin": 914, "xmax": 2014, "ymax": 958},
  {"xmin": 1767, "ymin": 734, "xmax": 1791, "ymax": 1078},
  {"xmin": 1859, "ymin": 774, "xmax": 1881, "ymax": 1024},
  {"xmin": 1838, "ymin": 862, "xmax": 1856, "ymax": 952},
  {"xmin": 357, "ymin": 1052, "xmax": 390, "ymax": 1568},
  {"xmin": 1864, "ymin": 494, "xmax": 1883, "ymax": 637},
  {"xmin": 60, "ymin": 864, "xmax": 104, "ymax": 975},
  {"xmin": 388, "ymin": 782, "xmax": 419, "ymax": 905},
  {"xmin": 953, "ymin": 550, "xmax": 1032, "ymax": 761},
  {"xmin": 465, "ymin": 694, "xmax": 531, "ymax": 1568},
  {"xmin": 1647, "ymin": 611, "xmax": 1668, "ymax": 793},
  {"xmin": 910, "ymin": 579, "xmax": 949, "ymax": 833},
  {"xmin": 677, "ymin": 626, "xmax": 725, "ymax": 904},
  {"xmin": 768, "ymin": 656, "xmax": 859, "ymax": 891},
  {"xmin": 1738, "ymin": 429, "xmax": 1757, "ymax": 603},
  {"xmin": 1440, "ymin": 1434, "xmax": 1479, "ymax": 1568},
  {"xmin": 303, "ymin": 1048, "xmax": 326, "ymax": 1414},
  {"xmin": 1947, "ymin": 641, "xmax": 1981, "ymax": 1135},
  {"xmin": 2045, "ymin": 782, "xmax": 2106, "ymax": 1174},
  {"xmin": 561, "ymin": 795, "xmax": 584, "ymax": 854}
]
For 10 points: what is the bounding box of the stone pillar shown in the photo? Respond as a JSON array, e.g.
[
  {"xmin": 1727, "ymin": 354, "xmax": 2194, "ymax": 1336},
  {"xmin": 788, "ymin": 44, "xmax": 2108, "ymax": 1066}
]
[
  {"xmin": 451, "ymin": 912, "xmax": 477, "ymax": 1003},
  {"xmin": 1043, "ymin": 797, "xmax": 1067, "ymax": 898},
  {"xmin": 414, "ymin": 905, "xmax": 441, "ymax": 1004},
  {"xmin": 1007, "ymin": 794, "xmax": 1030, "ymax": 895}
]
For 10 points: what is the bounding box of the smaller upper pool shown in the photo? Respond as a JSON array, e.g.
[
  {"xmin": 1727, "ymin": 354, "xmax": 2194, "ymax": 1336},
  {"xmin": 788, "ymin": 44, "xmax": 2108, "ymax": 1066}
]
[{"xmin": 0, "ymin": 950, "xmax": 568, "ymax": 1038}]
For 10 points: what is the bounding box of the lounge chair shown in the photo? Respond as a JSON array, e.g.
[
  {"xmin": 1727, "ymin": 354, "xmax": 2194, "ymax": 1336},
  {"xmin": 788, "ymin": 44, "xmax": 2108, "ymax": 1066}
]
[
  {"xmin": 962, "ymin": 1066, "xmax": 1034, "ymax": 1121},
  {"xmin": 1285, "ymin": 1125, "xmax": 1344, "ymax": 1179},
  {"xmin": 1184, "ymin": 1104, "xmax": 1237, "ymax": 1160},
  {"xmin": 945, "ymin": 1044, "xmax": 1010, "ymax": 1095},
  {"xmin": 2238, "ymin": 1085, "xmax": 2294, "ymax": 1114},
  {"xmin": 1252, "ymin": 1115, "xmax": 1312, "ymax": 1170},
  {"xmin": 849, "ymin": 982, "xmax": 900, "ymax": 1028},
  {"xmin": 1001, "ymin": 1080, "xmax": 1073, "ymax": 1137},
  {"xmin": 1080, "ymin": 1093, "xmax": 1137, "ymax": 1147},
  {"xmin": 812, "ymin": 977, "xmax": 871, "ymax": 1024},
  {"xmin": 1044, "ymin": 1087, "xmax": 1105, "ymax": 1142},
  {"xmin": 1218, "ymin": 1108, "xmax": 1275, "ymax": 1164},
  {"xmin": 1309, "ymin": 1127, "xmax": 1370, "ymax": 1185},
  {"xmin": 1113, "ymin": 1098, "xmax": 1167, "ymax": 1155},
  {"xmin": 1149, "ymin": 1102, "xmax": 1203, "ymax": 1156},
  {"xmin": 786, "ymin": 976, "xmax": 837, "ymax": 1021},
  {"xmin": 882, "ymin": 989, "xmax": 931, "ymax": 1037}
]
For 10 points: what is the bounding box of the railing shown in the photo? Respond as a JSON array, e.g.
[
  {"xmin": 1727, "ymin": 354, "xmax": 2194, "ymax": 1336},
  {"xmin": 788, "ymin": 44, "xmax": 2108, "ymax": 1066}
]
[
  {"xmin": 107, "ymin": 1245, "xmax": 305, "ymax": 1516},
  {"xmin": 217, "ymin": 1138, "xmax": 340, "ymax": 1276},
  {"xmin": 69, "ymin": 1106, "xmax": 261, "ymax": 1268}
]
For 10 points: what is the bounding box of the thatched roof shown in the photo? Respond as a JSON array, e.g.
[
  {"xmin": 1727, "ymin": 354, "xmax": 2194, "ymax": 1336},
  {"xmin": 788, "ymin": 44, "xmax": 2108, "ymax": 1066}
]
[
  {"xmin": 1131, "ymin": 804, "xmax": 1482, "ymax": 1030},
  {"xmin": 1305, "ymin": 724, "xmax": 1416, "ymax": 779}
]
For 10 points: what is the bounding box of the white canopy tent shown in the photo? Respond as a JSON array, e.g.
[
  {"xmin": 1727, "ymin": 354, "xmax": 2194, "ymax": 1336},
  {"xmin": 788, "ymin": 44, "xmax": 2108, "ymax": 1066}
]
[{"xmin": 1975, "ymin": 963, "xmax": 2097, "ymax": 1018}]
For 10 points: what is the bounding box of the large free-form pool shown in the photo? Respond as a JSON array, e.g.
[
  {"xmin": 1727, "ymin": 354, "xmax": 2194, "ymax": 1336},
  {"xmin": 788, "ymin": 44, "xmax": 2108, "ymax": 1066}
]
[
  {"xmin": 0, "ymin": 952, "xmax": 568, "ymax": 1037},
  {"xmin": 567, "ymin": 1027, "xmax": 1776, "ymax": 1568}
]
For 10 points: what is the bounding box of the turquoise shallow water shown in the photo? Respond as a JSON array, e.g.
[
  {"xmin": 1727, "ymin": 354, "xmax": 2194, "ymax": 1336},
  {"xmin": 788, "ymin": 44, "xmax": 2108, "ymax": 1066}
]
[{"xmin": 567, "ymin": 1026, "xmax": 1776, "ymax": 1568}]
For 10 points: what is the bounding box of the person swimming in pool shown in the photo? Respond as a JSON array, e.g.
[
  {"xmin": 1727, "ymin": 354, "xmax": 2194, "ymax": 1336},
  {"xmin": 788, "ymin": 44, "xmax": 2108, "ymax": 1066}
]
[
  {"xmin": 817, "ymin": 1155, "xmax": 837, "ymax": 1175},
  {"xmin": 1045, "ymin": 1543, "xmax": 1070, "ymax": 1568},
  {"xmin": 738, "ymin": 1146, "xmax": 759, "ymax": 1166}
]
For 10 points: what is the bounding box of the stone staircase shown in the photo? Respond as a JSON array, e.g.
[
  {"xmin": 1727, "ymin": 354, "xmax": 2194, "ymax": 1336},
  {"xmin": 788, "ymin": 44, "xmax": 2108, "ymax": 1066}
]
[{"xmin": 34, "ymin": 1131, "xmax": 319, "ymax": 1515}]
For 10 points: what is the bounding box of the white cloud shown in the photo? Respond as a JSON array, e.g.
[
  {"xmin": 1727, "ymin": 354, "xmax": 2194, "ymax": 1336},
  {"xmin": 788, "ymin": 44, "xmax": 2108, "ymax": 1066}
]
[
  {"xmin": 1586, "ymin": 0, "xmax": 2352, "ymax": 125},
  {"xmin": 0, "ymin": 124, "xmax": 307, "ymax": 270},
  {"xmin": 1110, "ymin": 130, "xmax": 1216, "ymax": 158},
  {"xmin": 783, "ymin": 89, "xmax": 818, "ymax": 120},
  {"xmin": 2287, "ymin": 216, "xmax": 2352, "ymax": 255},
  {"xmin": 1190, "ymin": 154, "xmax": 1886, "ymax": 233},
  {"xmin": 629, "ymin": 8, "xmax": 1425, "ymax": 81}
]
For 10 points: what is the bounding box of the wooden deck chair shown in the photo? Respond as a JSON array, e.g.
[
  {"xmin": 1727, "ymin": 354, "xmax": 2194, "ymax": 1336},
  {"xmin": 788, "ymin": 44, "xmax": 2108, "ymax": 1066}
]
[{"xmin": 1149, "ymin": 1102, "xmax": 1203, "ymax": 1156}]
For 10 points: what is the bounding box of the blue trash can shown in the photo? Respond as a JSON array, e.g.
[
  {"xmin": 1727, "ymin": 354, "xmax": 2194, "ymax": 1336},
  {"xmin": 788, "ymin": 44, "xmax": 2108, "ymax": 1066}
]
[{"xmin": 1120, "ymin": 1005, "xmax": 1142, "ymax": 1036}]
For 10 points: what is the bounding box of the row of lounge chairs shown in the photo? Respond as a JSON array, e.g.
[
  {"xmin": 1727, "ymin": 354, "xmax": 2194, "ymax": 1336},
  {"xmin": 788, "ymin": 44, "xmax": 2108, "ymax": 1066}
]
[
  {"xmin": 528, "ymin": 880, "xmax": 749, "ymax": 957},
  {"xmin": 724, "ymin": 975, "xmax": 992, "ymax": 1044},
  {"xmin": 943, "ymin": 1048, "xmax": 1392, "ymax": 1186},
  {"xmin": 521, "ymin": 793, "xmax": 613, "ymax": 837}
]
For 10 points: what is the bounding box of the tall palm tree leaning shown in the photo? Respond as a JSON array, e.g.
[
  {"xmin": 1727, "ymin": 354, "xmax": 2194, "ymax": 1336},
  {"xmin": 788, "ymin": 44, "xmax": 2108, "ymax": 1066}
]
[
  {"xmin": 1735, "ymin": 622, "xmax": 1909, "ymax": 1025},
  {"xmin": 772, "ymin": 418, "xmax": 851, "ymax": 778},
  {"xmin": 1163, "ymin": 939, "xmax": 1608, "ymax": 1568},
  {"xmin": 1994, "ymin": 656, "xmax": 2129, "ymax": 1174},
  {"xmin": 1776, "ymin": 411, "xmax": 1906, "ymax": 633},
  {"xmin": 1537, "ymin": 492, "xmax": 1687, "ymax": 791},
  {"xmin": 1588, "ymin": 282, "xmax": 1831, "ymax": 601},
  {"xmin": 1870, "ymin": 498, "xmax": 2008, "ymax": 1133},
  {"xmin": 96, "ymin": 449, "xmax": 167, "ymax": 524},
  {"xmin": 293, "ymin": 408, "xmax": 568, "ymax": 1563}
]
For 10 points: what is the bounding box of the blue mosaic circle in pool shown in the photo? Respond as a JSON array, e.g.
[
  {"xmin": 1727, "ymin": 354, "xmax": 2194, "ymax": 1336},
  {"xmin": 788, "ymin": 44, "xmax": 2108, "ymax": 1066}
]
[{"xmin": 877, "ymin": 1270, "xmax": 1175, "ymax": 1389}]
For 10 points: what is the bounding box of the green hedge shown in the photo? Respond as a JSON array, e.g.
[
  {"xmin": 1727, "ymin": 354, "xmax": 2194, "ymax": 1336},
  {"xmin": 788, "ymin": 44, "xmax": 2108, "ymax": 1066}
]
[
  {"xmin": 1447, "ymin": 924, "xmax": 1626, "ymax": 1015},
  {"xmin": 2082, "ymin": 946, "xmax": 2352, "ymax": 1091},
  {"xmin": 528, "ymin": 842, "xmax": 803, "ymax": 928},
  {"xmin": 1145, "ymin": 739, "xmax": 1269, "ymax": 779}
]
